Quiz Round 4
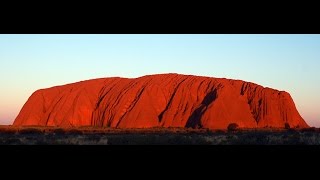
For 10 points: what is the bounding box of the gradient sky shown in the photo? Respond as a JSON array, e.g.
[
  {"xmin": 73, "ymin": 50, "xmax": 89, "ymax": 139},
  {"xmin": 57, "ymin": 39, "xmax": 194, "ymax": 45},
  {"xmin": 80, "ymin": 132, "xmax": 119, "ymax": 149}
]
[{"xmin": 0, "ymin": 34, "xmax": 319, "ymax": 127}]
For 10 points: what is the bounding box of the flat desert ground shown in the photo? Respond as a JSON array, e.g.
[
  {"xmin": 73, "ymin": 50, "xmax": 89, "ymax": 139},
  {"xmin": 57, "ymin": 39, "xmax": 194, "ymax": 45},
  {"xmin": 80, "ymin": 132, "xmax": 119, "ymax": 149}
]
[{"xmin": 1, "ymin": 126, "xmax": 320, "ymax": 145}]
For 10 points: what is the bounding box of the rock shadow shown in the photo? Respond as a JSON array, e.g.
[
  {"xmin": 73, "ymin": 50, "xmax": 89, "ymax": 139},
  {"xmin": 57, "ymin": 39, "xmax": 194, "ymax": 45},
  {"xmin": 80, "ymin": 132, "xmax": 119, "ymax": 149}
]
[{"xmin": 186, "ymin": 90, "xmax": 217, "ymax": 128}]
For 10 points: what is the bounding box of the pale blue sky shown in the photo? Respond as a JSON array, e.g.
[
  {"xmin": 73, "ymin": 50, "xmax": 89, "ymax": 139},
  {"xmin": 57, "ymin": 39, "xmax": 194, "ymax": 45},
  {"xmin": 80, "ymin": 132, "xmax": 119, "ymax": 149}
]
[{"xmin": 0, "ymin": 34, "xmax": 319, "ymax": 126}]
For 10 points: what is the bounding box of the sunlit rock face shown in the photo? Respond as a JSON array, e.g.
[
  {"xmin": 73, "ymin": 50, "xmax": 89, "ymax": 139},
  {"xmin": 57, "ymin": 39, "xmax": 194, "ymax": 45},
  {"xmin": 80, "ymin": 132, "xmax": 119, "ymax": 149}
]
[{"xmin": 14, "ymin": 74, "xmax": 309, "ymax": 129}]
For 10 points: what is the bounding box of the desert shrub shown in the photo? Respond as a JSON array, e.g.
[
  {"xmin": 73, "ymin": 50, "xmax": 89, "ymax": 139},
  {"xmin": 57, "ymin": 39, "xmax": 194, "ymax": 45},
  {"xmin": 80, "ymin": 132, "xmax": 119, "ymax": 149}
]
[
  {"xmin": 66, "ymin": 129, "xmax": 84, "ymax": 135},
  {"xmin": 301, "ymin": 127, "xmax": 317, "ymax": 132},
  {"xmin": 288, "ymin": 128, "xmax": 297, "ymax": 133},
  {"xmin": 52, "ymin": 128, "xmax": 66, "ymax": 134},
  {"xmin": 285, "ymin": 123, "xmax": 290, "ymax": 129},
  {"xmin": 227, "ymin": 123, "xmax": 239, "ymax": 132},
  {"xmin": 19, "ymin": 128, "xmax": 43, "ymax": 134},
  {"xmin": 215, "ymin": 129, "xmax": 226, "ymax": 133},
  {"xmin": 0, "ymin": 127, "xmax": 18, "ymax": 134}
]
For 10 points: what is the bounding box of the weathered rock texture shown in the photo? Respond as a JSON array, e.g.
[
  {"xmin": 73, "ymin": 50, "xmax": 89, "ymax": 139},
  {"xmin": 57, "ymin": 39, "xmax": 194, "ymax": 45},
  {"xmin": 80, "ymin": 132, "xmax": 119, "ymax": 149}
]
[{"xmin": 13, "ymin": 74, "xmax": 309, "ymax": 129}]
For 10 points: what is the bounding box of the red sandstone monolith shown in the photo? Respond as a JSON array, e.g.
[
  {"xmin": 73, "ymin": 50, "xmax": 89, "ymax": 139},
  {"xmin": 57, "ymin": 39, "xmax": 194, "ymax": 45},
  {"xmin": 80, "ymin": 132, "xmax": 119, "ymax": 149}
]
[{"xmin": 13, "ymin": 74, "xmax": 309, "ymax": 129}]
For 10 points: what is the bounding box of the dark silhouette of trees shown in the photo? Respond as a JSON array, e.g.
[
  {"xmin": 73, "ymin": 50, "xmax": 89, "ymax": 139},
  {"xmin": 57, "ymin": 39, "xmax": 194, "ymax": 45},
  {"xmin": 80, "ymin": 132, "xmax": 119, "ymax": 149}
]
[{"xmin": 228, "ymin": 123, "xmax": 239, "ymax": 132}]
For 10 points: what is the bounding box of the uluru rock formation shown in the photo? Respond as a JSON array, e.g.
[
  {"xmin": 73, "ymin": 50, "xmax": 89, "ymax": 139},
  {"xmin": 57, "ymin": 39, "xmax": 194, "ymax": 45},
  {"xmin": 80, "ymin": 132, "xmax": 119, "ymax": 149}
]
[{"xmin": 13, "ymin": 74, "xmax": 309, "ymax": 129}]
